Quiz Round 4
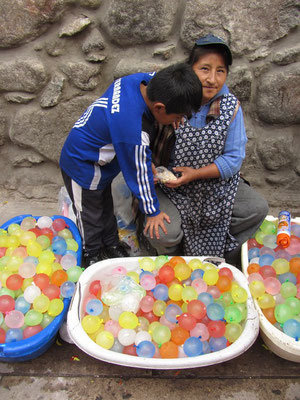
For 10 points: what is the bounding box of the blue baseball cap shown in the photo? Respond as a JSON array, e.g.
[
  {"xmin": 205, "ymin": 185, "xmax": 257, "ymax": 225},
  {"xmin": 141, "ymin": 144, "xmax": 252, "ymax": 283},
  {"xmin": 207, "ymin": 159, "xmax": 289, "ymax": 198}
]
[{"xmin": 195, "ymin": 34, "xmax": 232, "ymax": 65}]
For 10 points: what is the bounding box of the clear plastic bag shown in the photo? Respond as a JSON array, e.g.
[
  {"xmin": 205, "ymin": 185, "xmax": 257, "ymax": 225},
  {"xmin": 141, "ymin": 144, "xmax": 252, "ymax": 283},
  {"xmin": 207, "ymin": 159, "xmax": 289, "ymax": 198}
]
[
  {"xmin": 101, "ymin": 275, "xmax": 146, "ymax": 306},
  {"xmin": 112, "ymin": 172, "xmax": 134, "ymax": 228},
  {"xmin": 58, "ymin": 186, "xmax": 76, "ymax": 223},
  {"xmin": 155, "ymin": 166, "xmax": 177, "ymax": 183}
]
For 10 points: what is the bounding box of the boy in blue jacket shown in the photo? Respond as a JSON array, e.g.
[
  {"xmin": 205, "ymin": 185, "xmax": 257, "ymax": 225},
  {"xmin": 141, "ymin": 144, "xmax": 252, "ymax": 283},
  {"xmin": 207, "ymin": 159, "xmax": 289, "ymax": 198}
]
[{"xmin": 60, "ymin": 63, "xmax": 202, "ymax": 267}]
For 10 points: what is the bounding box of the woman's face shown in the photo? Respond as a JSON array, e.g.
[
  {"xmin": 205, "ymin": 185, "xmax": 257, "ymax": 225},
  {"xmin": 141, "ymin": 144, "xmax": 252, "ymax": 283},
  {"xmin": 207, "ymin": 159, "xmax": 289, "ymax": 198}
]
[{"xmin": 192, "ymin": 52, "xmax": 228, "ymax": 104}]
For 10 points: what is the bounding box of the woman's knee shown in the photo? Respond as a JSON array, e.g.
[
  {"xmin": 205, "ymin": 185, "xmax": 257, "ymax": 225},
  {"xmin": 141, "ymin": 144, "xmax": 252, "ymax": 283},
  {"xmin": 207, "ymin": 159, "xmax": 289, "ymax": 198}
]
[{"xmin": 145, "ymin": 221, "xmax": 183, "ymax": 248}]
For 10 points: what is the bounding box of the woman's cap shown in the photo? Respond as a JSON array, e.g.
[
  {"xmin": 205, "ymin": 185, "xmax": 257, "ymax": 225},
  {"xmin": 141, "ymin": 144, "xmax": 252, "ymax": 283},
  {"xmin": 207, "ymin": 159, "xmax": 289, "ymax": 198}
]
[{"xmin": 195, "ymin": 34, "xmax": 232, "ymax": 65}]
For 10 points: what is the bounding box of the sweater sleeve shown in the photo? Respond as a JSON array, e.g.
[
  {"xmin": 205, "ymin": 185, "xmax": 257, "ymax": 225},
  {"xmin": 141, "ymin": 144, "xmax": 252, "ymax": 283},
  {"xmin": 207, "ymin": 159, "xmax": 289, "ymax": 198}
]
[
  {"xmin": 113, "ymin": 140, "xmax": 160, "ymax": 217},
  {"xmin": 214, "ymin": 107, "xmax": 247, "ymax": 179}
]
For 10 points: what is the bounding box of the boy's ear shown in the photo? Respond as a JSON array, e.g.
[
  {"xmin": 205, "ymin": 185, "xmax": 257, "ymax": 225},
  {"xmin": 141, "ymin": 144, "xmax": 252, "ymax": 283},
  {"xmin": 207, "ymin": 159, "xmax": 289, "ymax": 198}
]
[{"xmin": 153, "ymin": 102, "xmax": 166, "ymax": 114}]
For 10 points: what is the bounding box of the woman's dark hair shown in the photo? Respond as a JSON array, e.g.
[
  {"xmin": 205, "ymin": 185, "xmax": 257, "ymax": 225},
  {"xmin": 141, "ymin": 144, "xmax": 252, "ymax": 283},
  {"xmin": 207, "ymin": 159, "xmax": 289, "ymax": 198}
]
[
  {"xmin": 187, "ymin": 45, "xmax": 230, "ymax": 72},
  {"xmin": 146, "ymin": 63, "xmax": 202, "ymax": 115}
]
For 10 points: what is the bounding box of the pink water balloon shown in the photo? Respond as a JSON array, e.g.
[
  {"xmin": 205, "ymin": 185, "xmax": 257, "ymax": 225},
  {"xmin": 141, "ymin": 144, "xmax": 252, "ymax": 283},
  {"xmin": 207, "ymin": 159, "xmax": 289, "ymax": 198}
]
[
  {"xmin": 264, "ymin": 277, "xmax": 281, "ymax": 295},
  {"xmin": 112, "ymin": 266, "xmax": 127, "ymax": 275},
  {"xmin": 52, "ymin": 218, "xmax": 67, "ymax": 232},
  {"xmin": 140, "ymin": 274, "xmax": 156, "ymax": 291},
  {"xmin": 248, "ymin": 273, "xmax": 264, "ymax": 283},
  {"xmin": 105, "ymin": 319, "xmax": 121, "ymax": 337},
  {"xmin": 190, "ymin": 322, "xmax": 209, "ymax": 341},
  {"xmin": 206, "ymin": 285, "xmax": 221, "ymax": 299},
  {"xmin": 140, "ymin": 295, "xmax": 154, "ymax": 313},
  {"xmin": 5, "ymin": 310, "xmax": 25, "ymax": 329},
  {"xmin": 191, "ymin": 278, "xmax": 207, "ymax": 294},
  {"xmin": 0, "ymin": 295, "xmax": 15, "ymax": 313},
  {"xmin": 23, "ymin": 325, "xmax": 43, "ymax": 339}
]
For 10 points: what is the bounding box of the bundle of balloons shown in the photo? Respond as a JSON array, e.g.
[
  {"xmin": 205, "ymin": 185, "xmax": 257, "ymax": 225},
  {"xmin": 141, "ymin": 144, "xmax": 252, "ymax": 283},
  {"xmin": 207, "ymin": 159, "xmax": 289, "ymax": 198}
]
[
  {"xmin": 81, "ymin": 256, "xmax": 249, "ymax": 358},
  {"xmin": 0, "ymin": 216, "xmax": 82, "ymax": 343},
  {"xmin": 247, "ymin": 219, "xmax": 300, "ymax": 340}
]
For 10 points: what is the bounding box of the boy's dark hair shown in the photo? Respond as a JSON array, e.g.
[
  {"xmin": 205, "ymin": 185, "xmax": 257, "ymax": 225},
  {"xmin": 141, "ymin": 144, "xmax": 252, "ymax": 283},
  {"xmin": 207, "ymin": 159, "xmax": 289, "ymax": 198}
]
[
  {"xmin": 146, "ymin": 63, "xmax": 202, "ymax": 115},
  {"xmin": 187, "ymin": 45, "xmax": 230, "ymax": 72}
]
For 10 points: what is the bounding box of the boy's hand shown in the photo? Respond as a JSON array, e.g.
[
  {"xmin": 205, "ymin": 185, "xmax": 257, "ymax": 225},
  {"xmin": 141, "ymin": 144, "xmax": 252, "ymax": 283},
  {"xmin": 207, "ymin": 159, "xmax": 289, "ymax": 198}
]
[
  {"xmin": 164, "ymin": 166, "xmax": 197, "ymax": 187},
  {"xmin": 144, "ymin": 211, "xmax": 170, "ymax": 240}
]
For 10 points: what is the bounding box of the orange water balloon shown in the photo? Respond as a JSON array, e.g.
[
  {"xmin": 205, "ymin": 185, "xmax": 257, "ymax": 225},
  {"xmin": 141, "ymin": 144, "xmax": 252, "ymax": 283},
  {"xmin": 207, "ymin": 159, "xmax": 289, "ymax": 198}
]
[
  {"xmin": 159, "ymin": 341, "xmax": 178, "ymax": 358},
  {"xmin": 247, "ymin": 263, "xmax": 260, "ymax": 275},
  {"xmin": 168, "ymin": 256, "xmax": 186, "ymax": 268}
]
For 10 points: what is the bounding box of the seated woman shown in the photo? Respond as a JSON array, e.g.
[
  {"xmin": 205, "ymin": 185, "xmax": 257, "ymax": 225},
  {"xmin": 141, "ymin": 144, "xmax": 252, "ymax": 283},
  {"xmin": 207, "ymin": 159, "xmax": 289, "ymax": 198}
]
[{"xmin": 142, "ymin": 34, "xmax": 269, "ymax": 267}]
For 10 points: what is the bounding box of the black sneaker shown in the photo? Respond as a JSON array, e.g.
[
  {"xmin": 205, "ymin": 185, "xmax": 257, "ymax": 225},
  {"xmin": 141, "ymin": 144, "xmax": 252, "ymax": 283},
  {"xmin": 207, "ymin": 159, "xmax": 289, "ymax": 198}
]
[
  {"xmin": 100, "ymin": 242, "xmax": 130, "ymax": 259},
  {"xmin": 82, "ymin": 252, "xmax": 103, "ymax": 269}
]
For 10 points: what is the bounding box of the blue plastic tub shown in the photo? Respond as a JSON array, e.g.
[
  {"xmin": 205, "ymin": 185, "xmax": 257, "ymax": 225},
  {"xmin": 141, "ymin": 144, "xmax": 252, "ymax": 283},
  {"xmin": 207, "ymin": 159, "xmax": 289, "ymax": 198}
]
[{"xmin": 0, "ymin": 214, "xmax": 82, "ymax": 362}]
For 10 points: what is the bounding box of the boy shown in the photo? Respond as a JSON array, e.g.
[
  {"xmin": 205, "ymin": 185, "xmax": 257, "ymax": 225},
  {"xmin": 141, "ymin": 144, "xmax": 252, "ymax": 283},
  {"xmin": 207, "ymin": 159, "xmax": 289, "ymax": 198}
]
[{"xmin": 59, "ymin": 63, "xmax": 202, "ymax": 267}]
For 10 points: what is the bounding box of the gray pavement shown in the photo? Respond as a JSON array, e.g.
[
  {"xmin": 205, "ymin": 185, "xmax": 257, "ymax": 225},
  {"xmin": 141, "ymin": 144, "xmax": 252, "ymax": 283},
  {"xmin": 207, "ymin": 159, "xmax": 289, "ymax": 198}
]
[{"xmin": 0, "ymin": 199, "xmax": 299, "ymax": 400}]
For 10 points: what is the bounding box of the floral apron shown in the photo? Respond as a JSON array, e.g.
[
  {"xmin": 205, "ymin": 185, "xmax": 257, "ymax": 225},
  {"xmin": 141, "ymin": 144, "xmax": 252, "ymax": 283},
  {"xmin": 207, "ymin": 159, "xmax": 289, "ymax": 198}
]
[{"xmin": 161, "ymin": 94, "xmax": 240, "ymax": 257}]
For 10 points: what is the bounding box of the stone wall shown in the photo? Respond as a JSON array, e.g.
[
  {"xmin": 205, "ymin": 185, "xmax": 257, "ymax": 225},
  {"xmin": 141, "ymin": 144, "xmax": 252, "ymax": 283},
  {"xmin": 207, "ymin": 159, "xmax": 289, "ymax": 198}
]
[{"xmin": 0, "ymin": 0, "xmax": 299, "ymax": 215}]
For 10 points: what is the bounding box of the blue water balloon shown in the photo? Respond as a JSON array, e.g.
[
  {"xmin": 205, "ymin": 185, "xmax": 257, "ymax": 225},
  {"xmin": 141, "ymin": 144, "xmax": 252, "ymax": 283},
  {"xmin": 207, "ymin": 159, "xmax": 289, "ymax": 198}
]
[
  {"xmin": 207, "ymin": 303, "xmax": 225, "ymax": 321},
  {"xmin": 110, "ymin": 338, "xmax": 124, "ymax": 353},
  {"xmin": 5, "ymin": 328, "xmax": 23, "ymax": 343},
  {"xmin": 51, "ymin": 238, "xmax": 67, "ymax": 255},
  {"xmin": 60, "ymin": 281, "xmax": 76, "ymax": 298},
  {"xmin": 259, "ymin": 253, "xmax": 275, "ymax": 267},
  {"xmin": 209, "ymin": 336, "xmax": 227, "ymax": 352},
  {"xmin": 152, "ymin": 284, "xmax": 169, "ymax": 301},
  {"xmin": 283, "ymin": 319, "xmax": 300, "ymax": 340},
  {"xmin": 197, "ymin": 292, "xmax": 214, "ymax": 307},
  {"xmin": 136, "ymin": 340, "xmax": 156, "ymax": 358},
  {"xmin": 183, "ymin": 336, "xmax": 203, "ymax": 357},
  {"xmin": 165, "ymin": 304, "xmax": 182, "ymax": 323},
  {"xmin": 191, "ymin": 269, "xmax": 204, "ymax": 280},
  {"xmin": 278, "ymin": 272, "xmax": 297, "ymax": 285},
  {"xmin": 139, "ymin": 270, "xmax": 154, "ymax": 280},
  {"xmin": 202, "ymin": 340, "xmax": 211, "ymax": 355},
  {"xmin": 86, "ymin": 299, "xmax": 103, "ymax": 316},
  {"xmin": 15, "ymin": 296, "xmax": 31, "ymax": 314},
  {"xmin": 248, "ymin": 247, "xmax": 260, "ymax": 261}
]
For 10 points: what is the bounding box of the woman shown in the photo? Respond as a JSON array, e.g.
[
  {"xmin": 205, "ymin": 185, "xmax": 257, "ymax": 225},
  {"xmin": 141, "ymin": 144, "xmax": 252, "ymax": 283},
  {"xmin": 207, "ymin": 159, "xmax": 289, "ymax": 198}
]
[{"xmin": 143, "ymin": 34, "xmax": 268, "ymax": 266}]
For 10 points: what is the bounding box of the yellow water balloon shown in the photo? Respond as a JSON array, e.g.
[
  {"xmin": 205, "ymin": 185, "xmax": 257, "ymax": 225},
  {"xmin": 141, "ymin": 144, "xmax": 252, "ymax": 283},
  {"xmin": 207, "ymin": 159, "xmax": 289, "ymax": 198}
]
[
  {"xmin": 203, "ymin": 269, "xmax": 219, "ymax": 285},
  {"xmin": 188, "ymin": 258, "xmax": 204, "ymax": 271},
  {"xmin": 48, "ymin": 298, "xmax": 64, "ymax": 316},
  {"xmin": 119, "ymin": 311, "xmax": 139, "ymax": 329},
  {"xmin": 96, "ymin": 330, "xmax": 114, "ymax": 349},
  {"xmin": 82, "ymin": 315, "xmax": 102, "ymax": 334},
  {"xmin": 168, "ymin": 283, "xmax": 183, "ymax": 301}
]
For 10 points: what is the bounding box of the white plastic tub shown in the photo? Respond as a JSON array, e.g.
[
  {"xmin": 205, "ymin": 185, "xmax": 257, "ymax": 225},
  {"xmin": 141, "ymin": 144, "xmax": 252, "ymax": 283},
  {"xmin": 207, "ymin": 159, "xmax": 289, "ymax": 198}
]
[
  {"xmin": 241, "ymin": 215, "xmax": 300, "ymax": 363},
  {"xmin": 67, "ymin": 256, "xmax": 259, "ymax": 369}
]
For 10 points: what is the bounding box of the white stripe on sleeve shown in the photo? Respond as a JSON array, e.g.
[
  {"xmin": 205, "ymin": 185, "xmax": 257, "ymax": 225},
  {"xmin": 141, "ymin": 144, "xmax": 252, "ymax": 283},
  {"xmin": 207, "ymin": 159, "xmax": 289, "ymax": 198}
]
[{"xmin": 135, "ymin": 145, "xmax": 156, "ymax": 214}]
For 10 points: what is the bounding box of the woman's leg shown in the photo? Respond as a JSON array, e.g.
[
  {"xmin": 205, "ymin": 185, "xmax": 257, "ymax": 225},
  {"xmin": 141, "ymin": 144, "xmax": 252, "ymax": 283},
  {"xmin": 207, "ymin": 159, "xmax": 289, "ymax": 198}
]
[
  {"xmin": 143, "ymin": 186, "xmax": 183, "ymax": 256},
  {"xmin": 225, "ymin": 178, "xmax": 269, "ymax": 266}
]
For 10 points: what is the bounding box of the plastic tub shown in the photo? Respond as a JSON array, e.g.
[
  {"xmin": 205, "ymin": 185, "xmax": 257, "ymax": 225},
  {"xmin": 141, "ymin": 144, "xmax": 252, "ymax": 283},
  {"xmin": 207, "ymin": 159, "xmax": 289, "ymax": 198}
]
[
  {"xmin": 0, "ymin": 214, "xmax": 82, "ymax": 362},
  {"xmin": 241, "ymin": 215, "xmax": 300, "ymax": 363},
  {"xmin": 67, "ymin": 256, "xmax": 259, "ymax": 369}
]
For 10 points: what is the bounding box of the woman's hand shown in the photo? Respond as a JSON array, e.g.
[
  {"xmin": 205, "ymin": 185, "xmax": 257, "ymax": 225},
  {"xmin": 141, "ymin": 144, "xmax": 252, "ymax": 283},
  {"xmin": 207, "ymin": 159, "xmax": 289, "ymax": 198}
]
[
  {"xmin": 144, "ymin": 211, "xmax": 171, "ymax": 240},
  {"xmin": 172, "ymin": 117, "xmax": 185, "ymax": 130},
  {"xmin": 164, "ymin": 164, "xmax": 221, "ymax": 188},
  {"xmin": 152, "ymin": 163, "xmax": 159, "ymax": 184},
  {"xmin": 164, "ymin": 166, "xmax": 198, "ymax": 187}
]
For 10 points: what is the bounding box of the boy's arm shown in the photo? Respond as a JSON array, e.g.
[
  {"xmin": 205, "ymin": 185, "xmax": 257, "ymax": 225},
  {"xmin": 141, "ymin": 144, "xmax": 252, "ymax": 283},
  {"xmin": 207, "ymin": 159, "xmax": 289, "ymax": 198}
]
[{"xmin": 113, "ymin": 141, "xmax": 170, "ymax": 238}]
